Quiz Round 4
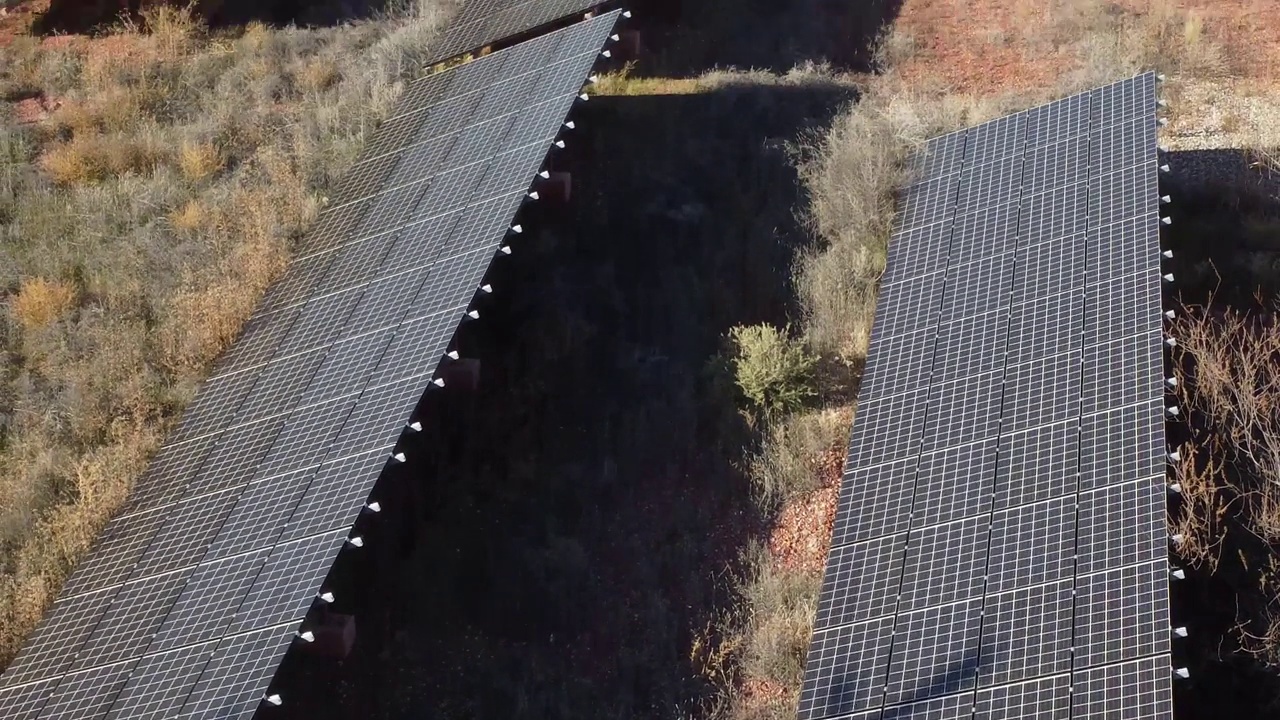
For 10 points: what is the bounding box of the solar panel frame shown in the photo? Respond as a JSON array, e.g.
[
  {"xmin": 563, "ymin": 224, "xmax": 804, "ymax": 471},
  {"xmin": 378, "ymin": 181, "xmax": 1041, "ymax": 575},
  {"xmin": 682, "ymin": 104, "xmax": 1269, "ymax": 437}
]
[{"xmin": 800, "ymin": 73, "xmax": 1170, "ymax": 720}]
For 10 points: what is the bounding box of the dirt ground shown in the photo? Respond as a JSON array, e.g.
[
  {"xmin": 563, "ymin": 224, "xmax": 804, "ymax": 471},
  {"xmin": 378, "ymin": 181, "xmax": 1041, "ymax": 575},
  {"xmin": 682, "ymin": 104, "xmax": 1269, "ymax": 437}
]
[{"xmin": 894, "ymin": 0, "xmax": 1280, "ymax": 94}]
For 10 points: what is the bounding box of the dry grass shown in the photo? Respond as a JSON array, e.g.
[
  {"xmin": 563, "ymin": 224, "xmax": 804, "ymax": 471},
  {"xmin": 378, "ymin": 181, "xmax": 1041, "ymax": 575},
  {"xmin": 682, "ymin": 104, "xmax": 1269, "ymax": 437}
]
[
  {"xmin": 0, "ymin": 0, "xmax": 458, "ymax": 669},
  {"xmin": 9, "ymin": 277, "xmax": 77, "ymax": 330}
]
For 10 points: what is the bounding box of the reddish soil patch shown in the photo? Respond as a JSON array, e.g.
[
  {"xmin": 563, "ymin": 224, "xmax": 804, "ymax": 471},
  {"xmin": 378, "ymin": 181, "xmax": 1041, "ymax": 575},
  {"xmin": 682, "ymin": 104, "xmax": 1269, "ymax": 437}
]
[
  {"xmin": 12, "ymin": 92, "xmax": 59, "ymax": 122},
  {"xmin": 892, "ymin": 0, "xmax": 1066, "ymax": 95},
  {"xmin": 0, "ymin": 0, "xmax": 50, "ymax": 46},
  {"xmin": 893, "ymin": 0, "xmax": 1280, "ymax": 96},
  {"xmin": 766, "ymin": 441, "xmax": 844, "ymax": 574}
]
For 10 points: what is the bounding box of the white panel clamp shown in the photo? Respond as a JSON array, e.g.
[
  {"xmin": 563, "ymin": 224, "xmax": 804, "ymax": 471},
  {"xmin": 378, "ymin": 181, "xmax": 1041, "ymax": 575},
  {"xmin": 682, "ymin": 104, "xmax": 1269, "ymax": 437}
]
[
  {"xmin": 553, "ymin": 140, "xmax": 566, "ymax": 149},
  {"xmin": 563, "ymin": 120, "xmax": 576, "ymax": 130},
  {"xmin": 599, "ymin": 49, "xmax": 612, "ymax": 58},
  {"xmin": 364, "ymin": 501, "xmax": 382, "ymax": 513},
  {"xmin": 527, "ymin": 190, "xmax": 540, "ymax": 200},
  {"xmin": 1170, "ymin": 532, "xmax": 1185, "ymax": 545},
  {"xmin": 586, "ymin": 74, "xmax": 599, "ymax": 84},
  {"xmin": 1163, "ymin": 272, "xmax": 1175, "ymax": 282},
  {"xmin": 1160, "ymin": 194, "xmax": 1172, "ymax": 204},
  {"xmin": 1165, "ymin": 336, "xmax": 1178, "ymax": 348},
  {"xmin": 392, "ymin": 451, "xmax": 408, "ymax": 463},
  {"xmin": 432, "ymin": 377, "xmax": 446, "ymax": 387},
  {"xmin": 538, "ymin": 170, "xmax": 551, "ymax": 179},
  {"xmin": 446, "ymin": 350, "xmax": 460, "ymax": 360},
  {"xmin": 319, "ymin": 591, "xmax": 335, "ymax": 603},
  {"xmin": 622, "ymin": 9, "xmax": 632, "ymax": 18},
  {"xmin": 578, "ymin": 92, "xmax": 590, "ymax": 101},
  {"xmin": 1169, "ymin": 448, "xmax": 1182, "ymax": 462},
  {"xmin": 499, "ymin": 245, "xmax": 512, "ymax": 255},
  {"xmin": 1157, "ymin": 99, "xmax": 1169, "ymax": 109},
  {"xmin": 609, "ymin": 34, "xmax": 620, "ymax": 42},
  {"xmin": 1163, "ymin": 249, "xmax": 1174, "ymax": 258},
  {"xmin": 297, "ymin": 631, "xmax": 315, "ymax": 642},
  {"xmin": 1166, "ymin": 405, "xmax": 1181, "ymax": 417},
  {"xmin": 509, "ymin": 224, "xmax": 523, "ymax": 234},
  {"xmin": 1174, "ymin": 626, "xmax": 1189, "ymax": 638},
  {"xmin": 1158, "ymin": 117, "xmax": 1169, "ymax": 127},
  {"xmin": 1171, "ymin": 567, "xmax": 1187, "ymax": 580},
  {"xmin": 1165, "ymin": 309, "xmax": 1176, "ymax": 320},
  {"xmin": 266, "ymin": 694, "xmax": 285, "ymax": 706},
  {"xmin": 406, "ymin": 420, "xmax": 423, "ymax": 431},
  {"xmin": 465, "ymin": 309, "xmax": 480, "ymax": 320},
  {"xmin": 478, "ymin": 284, "xmax": 493, "ymax": 295},
  {"xmin": 1166, "ymin": 376, "xmax": 1179, "ymax": 388},
  {"xmin": 1161, "ymin": 217, "xmax": 1173, "ymax": 226},
  {"xmin": 1174, "ymin": 667, "xmax": 1191, "ymax": 679},
  {"xmin": 1160, "ymin": 163, "xmax": 1171, "ymax": 172},
  {"xmin": 347, "ymin": 536, "xmax": 365, "ymax": 548},
  {"xmin": 1168, "ymin": 482, "xmax": 1183, "ymax": 494}
]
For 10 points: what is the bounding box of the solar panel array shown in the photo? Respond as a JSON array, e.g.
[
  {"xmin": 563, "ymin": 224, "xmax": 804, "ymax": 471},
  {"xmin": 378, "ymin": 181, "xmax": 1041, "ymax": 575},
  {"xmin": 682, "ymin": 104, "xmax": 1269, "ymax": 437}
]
[
  {"xmin": 428, "ymin": 0, "xmax": 608, "ymax": 65},
  {"xmin": 799, "ymin": 73, "xmax": 1173, "ymax": 720},
  {"xmin": 0, "ymin": 11, "xmax": 621, "ymax": 719}
]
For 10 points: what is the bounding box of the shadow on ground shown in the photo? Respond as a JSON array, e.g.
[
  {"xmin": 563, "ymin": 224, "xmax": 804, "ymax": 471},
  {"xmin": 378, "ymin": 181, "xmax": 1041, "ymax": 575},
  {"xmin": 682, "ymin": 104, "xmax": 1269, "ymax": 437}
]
[
  {"xmin": 1161, "ymin": 148, "xmax": 1280, "ymax": 719},
  {"xmin": 1162, "ymin": 149, "xmax": 1280, "ymax": 308},
  {"xmin": 276, "ymin": 79, "xmax": 855, "ymax": 720},
  {"xmin": 634, "ymin": 0, "xmax": 904, "ymax": 76}
]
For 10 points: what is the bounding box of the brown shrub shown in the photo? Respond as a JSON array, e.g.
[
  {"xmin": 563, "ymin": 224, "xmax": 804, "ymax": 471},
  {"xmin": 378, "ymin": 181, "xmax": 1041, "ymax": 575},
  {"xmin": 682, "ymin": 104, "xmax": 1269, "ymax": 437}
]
[
  {"xmin": 9, "ymin": 277, "xmax": 77, "ymax": 330},
  {"xmin": 178, "ymin": 140, "xmax": 224, "ymax": 182}
]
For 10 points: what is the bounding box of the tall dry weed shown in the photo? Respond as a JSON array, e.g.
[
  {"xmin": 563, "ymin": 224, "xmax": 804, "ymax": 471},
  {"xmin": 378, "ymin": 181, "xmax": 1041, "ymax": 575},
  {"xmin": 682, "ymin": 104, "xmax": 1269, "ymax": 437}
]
[{"xmin": 9, "ymin": 277, "xmax": 76, "ymax": 330}]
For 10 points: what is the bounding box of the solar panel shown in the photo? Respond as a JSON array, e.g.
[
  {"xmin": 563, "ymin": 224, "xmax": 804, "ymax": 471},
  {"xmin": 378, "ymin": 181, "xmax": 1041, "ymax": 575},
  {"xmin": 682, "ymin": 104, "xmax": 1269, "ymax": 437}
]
[
  {"xmin": 0, "ymin": 12, "xmax": 623, "ymax": 718},
  {"xmin": 427, "ymin": 0, "xmax": 611, "ymax": 66},
  {"xmin": 800, "ymin": 73, "xmax": 1172, "ymax": 719}
]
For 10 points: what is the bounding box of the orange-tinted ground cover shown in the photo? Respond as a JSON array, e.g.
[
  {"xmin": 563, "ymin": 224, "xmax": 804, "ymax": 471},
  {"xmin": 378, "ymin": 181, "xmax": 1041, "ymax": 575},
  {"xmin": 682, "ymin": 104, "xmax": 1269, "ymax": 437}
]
[
  {"xmin": 893, "ymin": 0, "xmax": 1280, "ymax": 95},
  {"xmin": 766, "ymin": 442, "xmax": 842, "ymax": 574}
]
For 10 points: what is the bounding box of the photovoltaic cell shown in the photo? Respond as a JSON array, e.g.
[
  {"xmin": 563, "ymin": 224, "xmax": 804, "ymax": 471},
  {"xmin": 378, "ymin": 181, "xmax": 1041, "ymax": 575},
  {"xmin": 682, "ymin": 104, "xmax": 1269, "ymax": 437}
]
[
  {"xmin": 832, "ymin": 458, "xmax": 919, "ymax": 547},
  {"xmin": 814, "ymin": 534, "xmax": 906, "ymax": 630},
  {"xmin": 883, "ymin": 599, "xmax": 982, "ymax": 705},
  {"xmin": 0, "ymin": 677, "xmax": 58, "ymax": 720},
  {"xmin": 38, "ymin": 659, "xmax": 138, "ymax": 720},
  {"xmin": 802, "ymin": 73, "xmax": 1170, "ymax": 720},
  {"xmin": 0, "ymin": 13, "xmax": 622, "ymax": 717},
  {"xmin": 798, "ymin": 617, "xmax": 895, "ymax": 719},
  {"xmin": 175, "ymin": 627, "xmax": 294, "ymax": 719},
  {"xmin": 72, "ymin": 570, "xmax": 193, "ymax": 670},
  {"xmin": 974, "ymin": 675, "xmax": 1071, "ymax": 720},
  {"xmin": 1071, "ymin": 655, "xmax": 1173, "ymax": 719},
  {"xmin": 104, "ymin": 641, "xmax": 219, "ymax": 720},
  {"xmin": 978, "ymin": 580, "xmax": 1072, "ymax": 686}
]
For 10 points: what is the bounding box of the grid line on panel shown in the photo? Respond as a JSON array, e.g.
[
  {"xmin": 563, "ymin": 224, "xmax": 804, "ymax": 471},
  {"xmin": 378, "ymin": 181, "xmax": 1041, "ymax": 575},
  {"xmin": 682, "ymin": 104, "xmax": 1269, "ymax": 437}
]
[
  {"xmin": 1071, "ymin": 654, "xmax": 1174, "ymax": 719},
  {"xmin": 977, "ymin": 579, "xmax": 1073, "ymax": 686},
  {"xmin": 910, "ymin": 440, "xmax": 997, "ymax": 529},
  {"xmin": 1084, "ymin": 268, "xmax": 1162, "ymax": 346},
  {"xmin": 798, "ymin": 617, "xmax": 896, "ymax": 719},
  {"xmin": 1001, "ymin": 350, "xmax": 1082, "ymax": 433},
  {"xmin": 832, "ymin": 458, "xmax": 920, "ymax": 548},
  {"xmin": 882, "ymin": 599, "xmax": 982, "ymax": 707},
  {"xmin": 883, "ymin": 220, "xmax": 953, "ymax": 285},
  {"xmin": 1076, "ymin": 476, "xmax": 1167, "ymax": 575},
  {"xmin": 883, "ymin": 692, "xmax": 975, "ymax": 720},
  {"xmin": 1082, "ymin": 329, "xmax": 1164, "ymax": 415},
  {"xmin": 896, "ymin": 515, "xmax": 991, "ymax": 612},
  {"xmin": 813, "ymin": 534, "xmax": 907, "ymax": 631},
  {"xmin": 973, "ymin": 674, "xmax": 1071, "ymax": 720}
]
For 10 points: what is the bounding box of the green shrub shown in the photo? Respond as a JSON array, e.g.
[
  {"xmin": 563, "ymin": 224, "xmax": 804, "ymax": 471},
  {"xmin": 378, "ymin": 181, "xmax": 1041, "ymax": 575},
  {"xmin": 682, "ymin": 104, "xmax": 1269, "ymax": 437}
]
[{"xmin": 729, "ymin": 324, "xmax": 817, "ymax": 418}]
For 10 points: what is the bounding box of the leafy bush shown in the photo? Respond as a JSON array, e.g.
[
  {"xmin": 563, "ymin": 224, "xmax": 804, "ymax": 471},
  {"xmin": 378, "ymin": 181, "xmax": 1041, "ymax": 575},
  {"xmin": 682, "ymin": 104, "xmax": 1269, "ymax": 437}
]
[{"xmin": 729, "ymin": 324, "xmax": 817, "ymax": 418}]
